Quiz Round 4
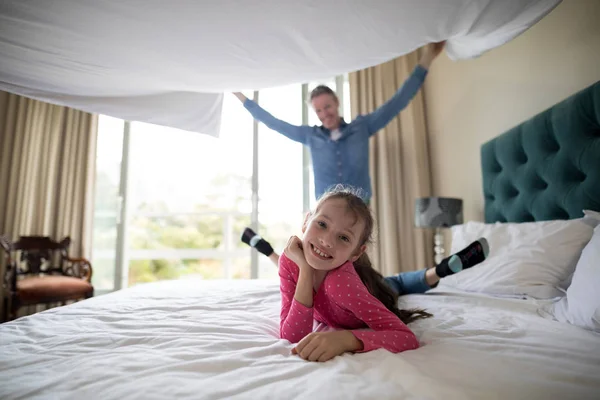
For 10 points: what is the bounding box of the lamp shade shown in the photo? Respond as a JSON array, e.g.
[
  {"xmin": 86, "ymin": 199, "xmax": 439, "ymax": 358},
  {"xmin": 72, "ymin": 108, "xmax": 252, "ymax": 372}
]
[{"xmin": 415, "ymin": 197, "xmax": 463, "ymax": 228}]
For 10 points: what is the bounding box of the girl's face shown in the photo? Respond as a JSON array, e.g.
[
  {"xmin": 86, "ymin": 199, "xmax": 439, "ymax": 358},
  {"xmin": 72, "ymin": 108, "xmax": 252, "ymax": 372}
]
[{"xmin": 301, "ymin": 198, "xmax": 366, "ymax": 271}]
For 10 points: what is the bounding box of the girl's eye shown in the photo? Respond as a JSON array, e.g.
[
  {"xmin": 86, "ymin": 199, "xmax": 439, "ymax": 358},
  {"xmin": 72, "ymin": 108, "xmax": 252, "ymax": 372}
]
[
  {"xmin": 318, "ymin": 221, "xmax": 326, "ymax": 228},
  {"xmin": 340, "ymin": 236, "xmax": 349, "ymax": 242}
]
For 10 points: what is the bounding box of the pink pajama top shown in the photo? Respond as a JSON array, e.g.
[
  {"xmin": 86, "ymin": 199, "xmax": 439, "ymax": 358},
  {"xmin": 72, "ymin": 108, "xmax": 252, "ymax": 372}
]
[{"xmin": 279, "ymin": 253, "xmax": 420, "ymax": 353}]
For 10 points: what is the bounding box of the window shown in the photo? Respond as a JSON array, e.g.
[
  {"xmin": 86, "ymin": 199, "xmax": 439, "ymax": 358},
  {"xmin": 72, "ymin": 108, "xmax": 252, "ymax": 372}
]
[
  {"xmin": 257, "ymin": 84, "xmax": 304, "ymax": 279},
  {"xmin": 126, "ymin": 112, "xmax": 253, "ymax": 285},
  {"xmin": 92, "ymin": 76, "xmax": 348, "ymax": 291}
]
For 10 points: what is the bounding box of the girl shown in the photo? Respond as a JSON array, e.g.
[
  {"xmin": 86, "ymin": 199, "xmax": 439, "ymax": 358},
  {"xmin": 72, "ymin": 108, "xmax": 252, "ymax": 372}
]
[
  {"xmin": 243, "ymin": 225, "xmax": 489, "ymax": 297},
  {"xmin": 278, "ymin": 187, "xmax": 431, "ymax": 362}
]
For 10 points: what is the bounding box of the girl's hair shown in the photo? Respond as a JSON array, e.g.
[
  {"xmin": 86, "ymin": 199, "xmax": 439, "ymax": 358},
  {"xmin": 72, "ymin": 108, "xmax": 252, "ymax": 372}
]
[
  {"xmin": 309, "ymin": 85, "xmax": 338, "ymax": 102},
  {"xmin": 314, "ymin": 185, "xmax": 432, "ymax": 325}
]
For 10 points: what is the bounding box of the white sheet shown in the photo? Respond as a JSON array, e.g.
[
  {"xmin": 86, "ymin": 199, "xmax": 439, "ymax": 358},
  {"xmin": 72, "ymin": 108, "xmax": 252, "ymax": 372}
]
[
  {"xmin": 0, "ymin": 0, "xmax": 561, "ymax": 135},
  {"xmin": 1, "ymin": 279, "xmax": 598, "ymax": 400}
]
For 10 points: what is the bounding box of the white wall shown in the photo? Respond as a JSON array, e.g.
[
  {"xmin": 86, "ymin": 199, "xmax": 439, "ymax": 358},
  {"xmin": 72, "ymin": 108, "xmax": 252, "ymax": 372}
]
[{"xmin": 424, "ymin": 0, "xmax": 600, "ymax": 222}]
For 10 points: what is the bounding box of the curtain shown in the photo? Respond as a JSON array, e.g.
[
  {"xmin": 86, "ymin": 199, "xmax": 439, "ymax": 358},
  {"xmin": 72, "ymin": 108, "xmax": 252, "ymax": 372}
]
[
  {"xmin": 349, "ymin": 49, "xmax": 434, "ymax": 276},
  {"xmin": 0, "ymin": 91, "xmax": 98, "ymax": 316}
]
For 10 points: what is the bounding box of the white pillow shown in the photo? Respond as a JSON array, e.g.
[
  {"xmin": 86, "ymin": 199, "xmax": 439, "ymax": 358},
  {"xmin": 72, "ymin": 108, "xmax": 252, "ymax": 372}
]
[
  {"xmin": 583, "ymin": 209, "xmax": 600, "ymax": 226},
  {"xmin": 439, "ymin": 218, "xmax": 594, "ymax": 299},
  {"xmin": 543, "ymin": 224, "xmax": 600, "ymax": 331}
]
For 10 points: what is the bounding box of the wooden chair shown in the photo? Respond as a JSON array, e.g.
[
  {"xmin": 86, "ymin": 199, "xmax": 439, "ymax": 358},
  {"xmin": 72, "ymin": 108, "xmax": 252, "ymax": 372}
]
[{"xmin": 1, "ymin": 235, "xmax": 94, "ymax": 322}]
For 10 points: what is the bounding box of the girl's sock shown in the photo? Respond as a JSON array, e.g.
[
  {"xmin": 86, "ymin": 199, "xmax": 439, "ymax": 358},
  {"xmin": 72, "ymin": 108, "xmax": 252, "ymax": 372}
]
[
  {"xmin": 241, "ymin": 227, "xmax": 274, "ymax": 257},
  {"xmin": 435, "ymin": 238, "xmax": 489, "ymax": 278}
]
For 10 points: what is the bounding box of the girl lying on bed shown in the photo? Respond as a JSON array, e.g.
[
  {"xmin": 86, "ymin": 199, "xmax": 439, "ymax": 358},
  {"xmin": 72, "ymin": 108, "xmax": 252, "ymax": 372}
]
[
  {"xmin": 242, "ymin": 200, "xmax": 489, "ymax": 299},
  {"xmin": 263, "ymin": 186, "xmax": 488, "ymax": 361}
]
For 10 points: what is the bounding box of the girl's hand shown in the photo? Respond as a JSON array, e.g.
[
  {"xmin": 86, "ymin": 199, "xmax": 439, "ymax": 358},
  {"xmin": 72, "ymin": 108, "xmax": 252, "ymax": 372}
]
[
  {"xmin": 291, "ymin": 330, "xmax": 363, "ymax": 362},
  {"xmin": 284, "ymin": 235, "xmax": 309, "ymax": 269},
  {"xmin": 286, "ymin": 235, "xmax": 315, "ymax": 307}
]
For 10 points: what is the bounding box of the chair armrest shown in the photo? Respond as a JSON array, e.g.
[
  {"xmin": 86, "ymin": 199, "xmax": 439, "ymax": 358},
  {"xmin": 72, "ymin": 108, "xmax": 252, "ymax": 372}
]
[{"xmin": 63, "ymin": 257, "xmax": 93, "ymax": 282}]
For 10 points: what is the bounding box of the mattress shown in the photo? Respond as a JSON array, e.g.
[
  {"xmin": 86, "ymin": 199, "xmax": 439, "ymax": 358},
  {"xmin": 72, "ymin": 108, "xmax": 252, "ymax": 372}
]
[
  {"xmin": 1, "ymin": 278, "xmax": 598, "ymax": 400},
  {"xmin": 0, "ymin": 0, "xmax": 561, "ymax": 135}
]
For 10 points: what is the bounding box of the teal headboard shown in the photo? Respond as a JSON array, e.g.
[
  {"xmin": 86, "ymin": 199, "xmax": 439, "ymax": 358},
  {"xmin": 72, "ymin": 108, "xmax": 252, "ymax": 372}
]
[{"xmin": 481, "ymin": 82, "xmax": 600, "ymax": 223}]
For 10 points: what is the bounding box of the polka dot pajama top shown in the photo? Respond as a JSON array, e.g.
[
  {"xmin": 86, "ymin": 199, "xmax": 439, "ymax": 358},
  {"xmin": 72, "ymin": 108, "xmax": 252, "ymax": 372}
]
[{"xmin": 278, "ymin": 253, "xmax": 420, "ymax": 353}]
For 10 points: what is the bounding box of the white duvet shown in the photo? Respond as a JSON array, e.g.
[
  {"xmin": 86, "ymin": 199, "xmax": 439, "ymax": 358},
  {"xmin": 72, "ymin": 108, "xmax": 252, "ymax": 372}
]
[
  {"xmin": 1, "ymin": 278, "xmax": 598, "ymax": 400},
  {"xmin": 0, "ymin": 0, "xmax": 561, "ymax": 135}
]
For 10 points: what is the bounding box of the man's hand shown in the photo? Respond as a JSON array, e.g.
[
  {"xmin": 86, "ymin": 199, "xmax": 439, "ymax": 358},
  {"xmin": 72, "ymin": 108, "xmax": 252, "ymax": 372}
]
[
  {"xmin": 232, "ymin": 92, "xmax": 248, "ymax": 103},
  {"xmin": 419, "ymin": 41, "xmax": 446, "ymax": 69},
  {"xmin": 427, "ymin": 41, "xmax": 446, "ymax": 59}
]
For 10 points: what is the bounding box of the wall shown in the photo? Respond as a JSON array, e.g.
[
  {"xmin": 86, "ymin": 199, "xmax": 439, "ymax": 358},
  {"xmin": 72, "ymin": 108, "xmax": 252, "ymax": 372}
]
[{"xmin": 424, "ymin": 0, "xmax": 600, "ymax": 222}]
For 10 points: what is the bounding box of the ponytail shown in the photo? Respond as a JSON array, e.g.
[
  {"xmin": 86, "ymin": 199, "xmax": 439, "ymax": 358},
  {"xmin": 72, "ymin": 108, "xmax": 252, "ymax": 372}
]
[{"xmin": 353, "ymin": 253, "xmax": 432, "ymax": 325}]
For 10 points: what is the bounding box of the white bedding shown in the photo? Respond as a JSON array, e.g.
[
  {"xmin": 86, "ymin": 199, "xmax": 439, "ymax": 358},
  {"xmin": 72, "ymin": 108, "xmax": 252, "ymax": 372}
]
[
  {"xmin": 0, "ymin": 0, "xmax": 561, "ymax": 135},
  {"xmin": 1, "ymin": 279, "xmax": 598, "ymax": 400}
]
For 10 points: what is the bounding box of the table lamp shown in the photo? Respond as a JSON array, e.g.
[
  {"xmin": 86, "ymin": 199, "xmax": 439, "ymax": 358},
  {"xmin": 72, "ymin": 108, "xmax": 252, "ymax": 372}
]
[{"xmin": 414, "ymin": 197, "xmax": 463, "ymax": 264}]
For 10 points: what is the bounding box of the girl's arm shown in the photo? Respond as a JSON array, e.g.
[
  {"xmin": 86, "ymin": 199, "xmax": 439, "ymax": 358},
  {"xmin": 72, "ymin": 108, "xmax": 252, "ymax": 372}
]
[
  {"xmin": 362, "ymin": 41, "xmax": 445, "ymax": 136},
  {"xmin": 232, "ymin": 93, "xmax": 311, "ymax": 144},
  {"xmin": 335, "ymin": 270, "xmax": 420, "ymax": 353},
  {"xmin": 279, "ymin": 251, "xmax": 314, "ymax": 343},
  {"xmin": 293, "ymin": 268, "xmax": 419, "ymax": 361}
]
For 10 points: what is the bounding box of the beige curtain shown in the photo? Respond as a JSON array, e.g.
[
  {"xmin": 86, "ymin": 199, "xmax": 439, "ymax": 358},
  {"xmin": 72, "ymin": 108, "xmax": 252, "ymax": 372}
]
[
  {"xmin": 350, "ymin": 50, "xmax": 433, "ymax": 276},
  {"xmin": 0, "ymin": 91, "xmax": 98, "ymax": 313}
]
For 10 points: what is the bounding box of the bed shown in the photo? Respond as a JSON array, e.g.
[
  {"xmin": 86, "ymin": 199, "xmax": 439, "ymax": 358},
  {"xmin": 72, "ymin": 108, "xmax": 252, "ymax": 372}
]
[{"xmin": 1, "ymin": 82, "xmax": 599, "ymax": 399}]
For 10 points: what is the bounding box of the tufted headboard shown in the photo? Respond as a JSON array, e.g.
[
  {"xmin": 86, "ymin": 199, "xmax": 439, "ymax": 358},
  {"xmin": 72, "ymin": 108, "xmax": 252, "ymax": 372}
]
[{"xmin": 481, "ymin": 81, "xmax": 600, "ymax": 223}]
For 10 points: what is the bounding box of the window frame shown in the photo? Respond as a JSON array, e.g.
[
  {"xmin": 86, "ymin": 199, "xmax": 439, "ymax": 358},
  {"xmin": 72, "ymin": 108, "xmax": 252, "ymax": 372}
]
[{"xmin": 93, "ymin": 75, "xmax": 347, "ymax": 294}]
